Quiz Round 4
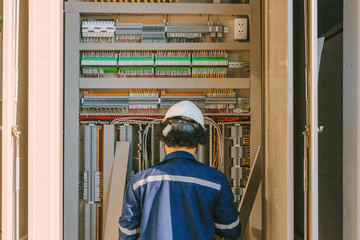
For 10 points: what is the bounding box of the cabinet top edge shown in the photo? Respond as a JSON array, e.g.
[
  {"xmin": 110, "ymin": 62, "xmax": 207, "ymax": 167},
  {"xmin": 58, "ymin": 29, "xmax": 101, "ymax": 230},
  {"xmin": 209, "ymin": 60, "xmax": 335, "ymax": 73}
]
[{"xmin": 65, "ymin": 2, "xmax": 250, "ymax": 15}]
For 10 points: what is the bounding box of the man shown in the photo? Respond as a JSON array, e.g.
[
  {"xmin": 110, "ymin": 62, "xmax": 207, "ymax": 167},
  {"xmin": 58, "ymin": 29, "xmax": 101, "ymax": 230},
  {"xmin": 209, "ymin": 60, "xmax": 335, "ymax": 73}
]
[{"xmin": 119, "ymin": 101, "xmax": 241, "ymax": 240}]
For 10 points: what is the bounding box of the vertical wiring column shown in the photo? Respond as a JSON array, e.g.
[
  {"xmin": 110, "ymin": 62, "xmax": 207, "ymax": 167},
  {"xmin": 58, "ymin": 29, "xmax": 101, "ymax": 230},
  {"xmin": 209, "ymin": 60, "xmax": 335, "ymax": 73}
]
[
  {"xmin": 221, "ymin": 124, "xmax": 225, "ymax": 173},
  {"xmin": 151, "ymin": 124, "xmax": 155, "ymax": 167},
  {"xmin": 138, "ymin": 124, "xmax": 142, "ymax": 172}
]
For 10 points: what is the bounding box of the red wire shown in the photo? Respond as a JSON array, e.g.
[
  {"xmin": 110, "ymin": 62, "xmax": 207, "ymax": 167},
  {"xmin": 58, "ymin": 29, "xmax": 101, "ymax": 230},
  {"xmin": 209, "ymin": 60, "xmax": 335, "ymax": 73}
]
[{"xmin": 79, "ymin": 115, "xmax": 250, "ymax": 122}]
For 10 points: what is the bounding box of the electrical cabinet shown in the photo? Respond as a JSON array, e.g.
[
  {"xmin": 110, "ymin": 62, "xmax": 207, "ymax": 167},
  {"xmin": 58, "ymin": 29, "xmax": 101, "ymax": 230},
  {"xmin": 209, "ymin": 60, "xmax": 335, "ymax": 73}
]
[{"xmin": 64, "ymin": 1, "xmax": 261, "ymax": 239}]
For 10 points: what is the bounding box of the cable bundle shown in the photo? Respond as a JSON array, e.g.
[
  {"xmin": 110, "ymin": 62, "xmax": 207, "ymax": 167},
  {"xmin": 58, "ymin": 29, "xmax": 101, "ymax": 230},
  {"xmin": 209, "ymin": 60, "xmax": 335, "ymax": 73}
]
[
  {"xmin": 155, "ymin": 67, "xmax": 191, "ymax": 78},
  {"xmin": 82, "ymin": 68, "xmax": 105, "ymax": 78},
  {"xmin": 118, "ymin": 67, "xmax": 155, "ymax": 78},
  {"xmin": 118, "ymin": 51, "xmax": 154, "ymax": 66},
  {"xmin": 192, "ymin": 67, "xmax": 227, "ymax": 78}
]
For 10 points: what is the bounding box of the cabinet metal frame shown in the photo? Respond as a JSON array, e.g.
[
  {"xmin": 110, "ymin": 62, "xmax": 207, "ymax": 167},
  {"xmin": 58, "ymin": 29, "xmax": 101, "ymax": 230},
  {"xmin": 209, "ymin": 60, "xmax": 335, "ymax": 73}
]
[{"xmin": 64, "ymin": 2, "xmax": 262, "ymax": 239}]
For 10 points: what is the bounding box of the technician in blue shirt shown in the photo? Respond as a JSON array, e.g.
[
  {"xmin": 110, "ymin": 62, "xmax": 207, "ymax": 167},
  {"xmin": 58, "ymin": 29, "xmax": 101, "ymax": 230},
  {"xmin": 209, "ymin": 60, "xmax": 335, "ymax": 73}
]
[{"xmin": 119, "ymin": 101, "xmax": 241, "ymax": 240}]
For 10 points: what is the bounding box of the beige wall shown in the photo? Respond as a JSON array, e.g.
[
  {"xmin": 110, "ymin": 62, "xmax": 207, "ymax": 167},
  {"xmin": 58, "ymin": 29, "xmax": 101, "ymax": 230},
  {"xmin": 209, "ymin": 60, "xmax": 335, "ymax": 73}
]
[
  {"xmin": 343, "ymin": 0, "xmax": 360, "ymax": 239},
  {"xmin": 28, "ymin": 0, "xmax": 63, "ymax": 239}
]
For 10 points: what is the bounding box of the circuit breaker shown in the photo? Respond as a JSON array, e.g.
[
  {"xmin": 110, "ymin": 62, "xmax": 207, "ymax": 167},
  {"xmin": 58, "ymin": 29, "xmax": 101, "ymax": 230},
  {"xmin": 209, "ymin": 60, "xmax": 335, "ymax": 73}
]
[{"xmin": 64, "ymin": 1, "xmax": 261, "ymax": 239}]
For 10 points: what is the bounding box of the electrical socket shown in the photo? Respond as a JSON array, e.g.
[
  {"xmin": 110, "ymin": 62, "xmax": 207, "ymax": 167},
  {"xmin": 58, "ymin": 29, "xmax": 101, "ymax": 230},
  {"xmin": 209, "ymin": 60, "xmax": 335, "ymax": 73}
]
[{"xmin": 234, "ymin": 18, "xmax": 248, "ymax": 40}]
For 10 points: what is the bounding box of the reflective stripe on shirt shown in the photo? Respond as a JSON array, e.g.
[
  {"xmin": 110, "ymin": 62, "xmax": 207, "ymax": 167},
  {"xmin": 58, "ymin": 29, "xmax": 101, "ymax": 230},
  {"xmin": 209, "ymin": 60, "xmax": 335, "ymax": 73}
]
[
  {"xmin": 133, "ymin": 174, "xmax": 221, "ymax": 191},
  {"xmin": 118, "ymin": 223, "xmax": 140, "ymax": 235},
  {"xmin": 214, "ymin": 217, "xmax": 240, "ymax": 230}
]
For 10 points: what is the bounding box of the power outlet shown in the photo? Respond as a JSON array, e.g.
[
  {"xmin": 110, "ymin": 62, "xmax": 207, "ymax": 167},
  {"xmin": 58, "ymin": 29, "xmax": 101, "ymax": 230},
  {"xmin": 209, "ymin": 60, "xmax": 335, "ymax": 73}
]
[{"xmin": 234, "ymin": 18, "xmax": 248, "ymax": 40}]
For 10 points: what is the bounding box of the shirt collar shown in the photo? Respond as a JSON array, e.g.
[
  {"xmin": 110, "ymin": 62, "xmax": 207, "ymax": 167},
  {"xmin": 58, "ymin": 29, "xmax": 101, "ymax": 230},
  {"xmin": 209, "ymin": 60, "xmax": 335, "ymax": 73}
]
[{"xmin": 161, "ymin": 151, "xmax": 197, "ymax": 163}]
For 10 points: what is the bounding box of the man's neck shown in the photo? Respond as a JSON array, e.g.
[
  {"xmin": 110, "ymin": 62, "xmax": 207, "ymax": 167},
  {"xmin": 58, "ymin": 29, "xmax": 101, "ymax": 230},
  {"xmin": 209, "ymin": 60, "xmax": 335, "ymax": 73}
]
[{"xmin": 164, "ymin": 145, "xmax": 197, "ymax": 156}]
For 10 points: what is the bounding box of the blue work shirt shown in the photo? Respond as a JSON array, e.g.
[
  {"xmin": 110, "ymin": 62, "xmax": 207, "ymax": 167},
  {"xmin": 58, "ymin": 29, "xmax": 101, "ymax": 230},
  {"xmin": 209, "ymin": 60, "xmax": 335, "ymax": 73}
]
[{"xmin": 119, "ymin": 151, "xmax": 241, "ymax": 240}]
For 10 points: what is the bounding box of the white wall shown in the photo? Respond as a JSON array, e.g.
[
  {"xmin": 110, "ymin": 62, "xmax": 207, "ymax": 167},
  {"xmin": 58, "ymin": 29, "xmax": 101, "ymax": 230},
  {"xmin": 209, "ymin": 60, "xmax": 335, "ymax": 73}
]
[
  {"xmin": 28, "ymin": 0, "xmax": 63, "ymax": 239},
  {"xmin": 343, "ymin": 0, "xmax": 360, "ymax": 239}
]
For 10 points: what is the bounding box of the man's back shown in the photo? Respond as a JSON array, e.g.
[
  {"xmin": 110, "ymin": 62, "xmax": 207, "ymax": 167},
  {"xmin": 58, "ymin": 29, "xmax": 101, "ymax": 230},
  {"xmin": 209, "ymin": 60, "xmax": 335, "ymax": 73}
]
[{"xmin": 119, "ymin": 151, "xmax": 241, "ymax": 240}]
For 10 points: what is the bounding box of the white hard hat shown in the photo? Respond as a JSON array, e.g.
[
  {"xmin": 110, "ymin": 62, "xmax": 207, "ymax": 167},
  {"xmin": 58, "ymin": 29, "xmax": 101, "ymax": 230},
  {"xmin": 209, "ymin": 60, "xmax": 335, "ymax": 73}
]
[{"xmin": 162, "ymin": 101, "xmax": 205, "ymax": 129}]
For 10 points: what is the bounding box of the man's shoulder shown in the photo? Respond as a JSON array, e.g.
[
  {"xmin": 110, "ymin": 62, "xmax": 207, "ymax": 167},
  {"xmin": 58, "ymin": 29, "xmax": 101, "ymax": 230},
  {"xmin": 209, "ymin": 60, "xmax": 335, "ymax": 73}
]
[
  {"xmin": 129, "ymin": 158, "xmax": 227, "ymax": 186},
  {"xmin": 129, "ymin": 168, "xmax": 153, "ymax": 184},
  {"xmin": 169, "ymin": 158, "xmax": 228, "ymax": 185},
  {"xmin": 192, "ymin": 162, "xmax": 227, "ymax": 181},
  {"xmin": 129, "ymin": 165, "xmax": 168, "ymax": 185}
]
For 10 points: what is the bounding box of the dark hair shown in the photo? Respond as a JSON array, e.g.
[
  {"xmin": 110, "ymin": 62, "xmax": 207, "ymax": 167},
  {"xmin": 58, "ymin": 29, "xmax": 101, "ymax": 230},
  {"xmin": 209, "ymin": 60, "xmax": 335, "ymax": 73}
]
[{"xmin": 155, "ymin": 118, "xmax": 207, "ymax": 148}]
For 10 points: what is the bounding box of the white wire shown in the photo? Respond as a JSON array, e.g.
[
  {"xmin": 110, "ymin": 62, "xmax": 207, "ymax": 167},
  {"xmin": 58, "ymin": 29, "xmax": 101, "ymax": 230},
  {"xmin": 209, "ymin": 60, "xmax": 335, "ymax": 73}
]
[
  {"xmin": 110, "ymin": 116, "xmax": 159, "ymax": 125},
  {"xmin": 112, "ymin": 117, "xmax": 224, "ymax": 172},
  {"xmin": 205, "ymin": 117, "xmax": 224, "ymax": 172},
  {"xmin": 142, "ymin": 119, "xmax": 161, "ymax": 169},
  {"xmin": 111, "ymin": 118, "xmax": 160, "ymax": 170}
]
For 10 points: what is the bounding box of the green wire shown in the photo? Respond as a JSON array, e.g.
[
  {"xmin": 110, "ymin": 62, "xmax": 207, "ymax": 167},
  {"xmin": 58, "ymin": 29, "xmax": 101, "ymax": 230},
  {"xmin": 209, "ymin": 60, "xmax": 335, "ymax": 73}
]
[
  {"xmin": 156, "ymin": 67, "xmax": 191, "ymax": 70},
  {"xmin": 82, "ymin": 57, "xmax": 117, "ymax": 61},
  {"xmin": 192, "ymin": 57, "xmax": 228, "ymax": 61},
  {"xmin": 156, "ymin": 57, "xmax": 190, "ymax": 61},
  {"xmin": 119, "ymin": 67, "xmax": 154, "ymax": 71},
  {"xmin": 82, "ymin": 67, "xmax": 118, "ymax": 72}
]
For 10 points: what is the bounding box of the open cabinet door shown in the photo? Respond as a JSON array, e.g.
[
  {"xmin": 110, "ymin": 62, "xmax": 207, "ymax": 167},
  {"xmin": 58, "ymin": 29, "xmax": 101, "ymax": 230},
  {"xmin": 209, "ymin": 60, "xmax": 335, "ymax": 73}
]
[
  {"xmin": 304, "ymin": 0, "xmax": 319, "ymax": 239},
  {"xmin": 294, "ymin": 0, "xmax": 320, "ymax": 239},
  {"xmin": 2, "ymin": 0, "xmax": 18, "ymax": 238},
  {"xmin": 264, "ymin": 0, "xmax": 294, "ymax": 239}
]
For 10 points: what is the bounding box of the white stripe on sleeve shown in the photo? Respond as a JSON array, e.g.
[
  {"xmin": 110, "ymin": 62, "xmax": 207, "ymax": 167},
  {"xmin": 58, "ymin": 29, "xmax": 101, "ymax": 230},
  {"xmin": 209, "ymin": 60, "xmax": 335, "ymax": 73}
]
[
  {"xmin": 214, "ymin": 217, "xmax": 240, "ymax": 230},
  {"xmin": 132, "ymin": 174, "xmax": 221, "ymax": 191},
  {"xmin": 118, "ymin": 223, "xmax": 140, "ymax": 235}
]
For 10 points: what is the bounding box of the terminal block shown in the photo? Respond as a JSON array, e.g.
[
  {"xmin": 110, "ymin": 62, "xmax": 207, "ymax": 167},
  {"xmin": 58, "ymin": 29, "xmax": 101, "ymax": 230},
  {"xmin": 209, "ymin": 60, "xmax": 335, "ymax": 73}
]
[
  {"xmin": 81, "ymin": 52, "xmax": 118, "ymax": 78},
  {"xmin": 142, "ymin": 22, "xmax": 166, "ymax": 43},
  {"xmin": 83, "ymin": 19, "xmax": 228, "ymax": 43},
  {"xmin": 81, "ymin": 94, "xmax": 129, "ymax": 109},
  {"xmin": 82, "ymin": 20, "xmax": 115, "ymax": 42},
  {"xmin": 205, "ymin": 89, "xmax": 236, "ymax": 113},
  {"xmin": 192, "ymin": 51, "xmax": 228, "ymax": 78},
  {"xmin": 160, "ymin": 92, "xmax": 206, "ymax": 108},
  {"xmin": 155, "ymin": 51, "xmax": 191, "ymax": 77},
  {"xmin": 83, "ymin": 125, "xmax": 102, "ymax": 240},
  {"xmin": 116, "ymin": 22, "xmax": 143, "ymax": 43},
  {"xmin": 128, "ymin": 89, "xmax": 159, "ymax": 113},
  {"xmin": 229, "ymin": 124, "xmax": 250, "ymax": 203}
]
